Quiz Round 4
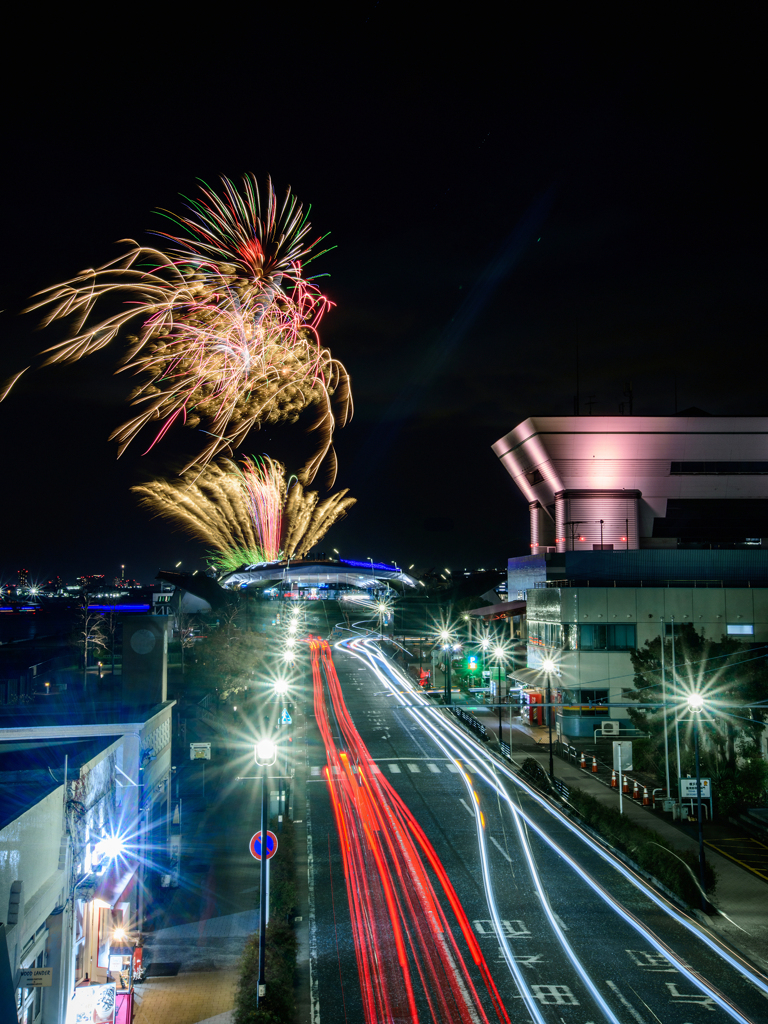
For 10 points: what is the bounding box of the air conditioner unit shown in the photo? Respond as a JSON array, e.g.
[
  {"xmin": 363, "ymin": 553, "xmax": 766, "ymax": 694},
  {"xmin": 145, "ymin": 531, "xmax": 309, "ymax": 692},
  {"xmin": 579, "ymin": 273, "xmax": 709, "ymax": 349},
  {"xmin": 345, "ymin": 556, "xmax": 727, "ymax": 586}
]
[{"xmin": 601, "ymin": 721, "xmax": 620, "ymax": 736}]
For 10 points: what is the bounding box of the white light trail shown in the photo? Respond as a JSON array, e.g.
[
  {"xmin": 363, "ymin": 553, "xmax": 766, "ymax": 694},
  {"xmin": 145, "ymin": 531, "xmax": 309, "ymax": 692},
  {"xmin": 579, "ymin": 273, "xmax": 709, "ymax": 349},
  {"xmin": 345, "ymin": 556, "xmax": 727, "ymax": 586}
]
[{"xmin": 341, "ymin": 637, "xmax": 764, "ymax": 1024}]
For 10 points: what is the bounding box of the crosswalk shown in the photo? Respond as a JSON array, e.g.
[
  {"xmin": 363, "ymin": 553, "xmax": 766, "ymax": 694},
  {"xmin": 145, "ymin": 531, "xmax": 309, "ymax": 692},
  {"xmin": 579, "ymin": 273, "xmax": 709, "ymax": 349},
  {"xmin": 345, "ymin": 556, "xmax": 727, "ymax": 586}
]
[{"xmin": 311, "ymin": 762, "xmax": 459, "ymax": 776}]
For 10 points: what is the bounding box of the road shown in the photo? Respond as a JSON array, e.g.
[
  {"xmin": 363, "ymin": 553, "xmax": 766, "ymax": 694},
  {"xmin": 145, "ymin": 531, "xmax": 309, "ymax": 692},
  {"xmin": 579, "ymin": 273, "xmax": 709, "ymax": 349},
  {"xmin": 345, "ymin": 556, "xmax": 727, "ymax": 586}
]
[{"xmin": 303, "ymin": 635, "xmax": 768, "ymax": 1024}]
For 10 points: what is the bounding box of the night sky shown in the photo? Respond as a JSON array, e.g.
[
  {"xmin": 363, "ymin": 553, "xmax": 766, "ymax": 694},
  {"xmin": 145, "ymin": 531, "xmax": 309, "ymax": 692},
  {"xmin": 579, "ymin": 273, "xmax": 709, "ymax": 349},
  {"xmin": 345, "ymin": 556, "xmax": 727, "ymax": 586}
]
[{"xmin": 1, "ymin": 12, "xmax": 763, "ymax": 584}]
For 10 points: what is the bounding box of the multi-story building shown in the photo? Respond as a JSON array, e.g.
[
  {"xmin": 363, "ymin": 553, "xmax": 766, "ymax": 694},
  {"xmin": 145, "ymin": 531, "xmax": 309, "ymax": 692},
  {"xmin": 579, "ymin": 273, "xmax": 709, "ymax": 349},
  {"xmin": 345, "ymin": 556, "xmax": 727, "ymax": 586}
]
[{"xmin": 492, "ymin": 415, "xmax": 768, "ymax": 745}]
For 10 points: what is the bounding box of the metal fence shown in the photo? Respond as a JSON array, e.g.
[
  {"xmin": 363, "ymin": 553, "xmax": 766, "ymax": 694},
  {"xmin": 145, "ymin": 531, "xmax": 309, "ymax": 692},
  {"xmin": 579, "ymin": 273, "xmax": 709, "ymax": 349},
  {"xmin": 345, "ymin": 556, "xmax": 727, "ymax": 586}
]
[{"xmin": 448, "ymin": 705, "xmax": 488, "ymax": 741}]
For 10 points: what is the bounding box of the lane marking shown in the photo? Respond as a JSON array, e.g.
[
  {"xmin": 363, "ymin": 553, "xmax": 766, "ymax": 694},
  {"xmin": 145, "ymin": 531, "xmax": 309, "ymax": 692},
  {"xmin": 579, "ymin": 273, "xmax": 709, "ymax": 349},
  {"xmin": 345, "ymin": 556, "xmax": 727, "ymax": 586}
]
[
  {"xmin": 427, "ymin": 763, "xmax": 441, "ymax": 773},
  {"xmin": 446, "ymin": 764, "xmax": 460, "ymax": 773},
  {"xmin": 605, "ymin": 980, "xmax": 646, "ymax": 1023},
  {"xmin": 490, "ymin": 836, "xmax": 512, "ymax": 863},
  {"xmin": 407, "ymin": 763, "xmax": 421, "ymax": 773},
  {"xmin": 388, "ymin": 764, "xmax": 401, "ymax": 773},
  {"xmin": 459, "ymin": 798, "xmax": 475, "ymax": 818}
]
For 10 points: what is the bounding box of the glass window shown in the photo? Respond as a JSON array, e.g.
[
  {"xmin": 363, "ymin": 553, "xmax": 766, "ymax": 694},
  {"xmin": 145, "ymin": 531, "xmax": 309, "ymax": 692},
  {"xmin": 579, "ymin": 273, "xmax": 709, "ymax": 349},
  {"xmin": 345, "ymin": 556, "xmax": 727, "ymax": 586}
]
[
  {"xmin": 727, "ymin": 623, "xmax": 754, "ymax": 635},
  {"xmin": 579, "ymin": 624, "xmax": 635, "ymax": 651},
  {"xmin": 579, "ymin": 624, "xmax": 607, "ymax": 650},
  {"xmin": 607, "ymin": 624, "xmax": 636, "ymax": 650},
  {"xmin": 579, "ymin": 689, "xmax": 609, "ymax": 716}
]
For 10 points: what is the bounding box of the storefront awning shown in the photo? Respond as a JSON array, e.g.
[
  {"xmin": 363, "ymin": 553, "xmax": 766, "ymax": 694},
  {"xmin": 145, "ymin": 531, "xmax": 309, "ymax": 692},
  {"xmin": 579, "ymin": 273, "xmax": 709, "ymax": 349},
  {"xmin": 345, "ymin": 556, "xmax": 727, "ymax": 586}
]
[{"xmin": 468, "ymin": 600, "xmax": 526, "ymax": 620}]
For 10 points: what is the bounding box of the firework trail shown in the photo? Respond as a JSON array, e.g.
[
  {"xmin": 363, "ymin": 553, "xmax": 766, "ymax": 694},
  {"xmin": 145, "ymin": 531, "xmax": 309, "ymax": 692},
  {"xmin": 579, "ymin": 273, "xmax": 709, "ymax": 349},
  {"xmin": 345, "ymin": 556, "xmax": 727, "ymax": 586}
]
[
  {"xmin": 6, "ymin": 175, "xmax": 352, "ymax": 482},
  {"xmin": 131, "ymin": 456, "xmax": 355, "ymax": 571}
]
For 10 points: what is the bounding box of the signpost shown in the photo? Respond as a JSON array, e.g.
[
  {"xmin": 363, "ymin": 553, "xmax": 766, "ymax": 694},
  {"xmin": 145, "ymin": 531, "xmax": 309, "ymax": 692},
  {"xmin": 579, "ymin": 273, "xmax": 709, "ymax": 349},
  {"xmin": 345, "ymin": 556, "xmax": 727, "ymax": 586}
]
[
  {"xmin": 280, "ymin": 708, "xmax": 292, "ymax": 725},
  {"xmin": 613, "ymin": 741, "xmax": 633, "ymax": 814},
  {"xmin": 679, "ymin": 776, "xmax": 713, "ymax": 821},
  {"xmin": 250, "ymin": 830, "xmax": 278, "ymax": 929}
]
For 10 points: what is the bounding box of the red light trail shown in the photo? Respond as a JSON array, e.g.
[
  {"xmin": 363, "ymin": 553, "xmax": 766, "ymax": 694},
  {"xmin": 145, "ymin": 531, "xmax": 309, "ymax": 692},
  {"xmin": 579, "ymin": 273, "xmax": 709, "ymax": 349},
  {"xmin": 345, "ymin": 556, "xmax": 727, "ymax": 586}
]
[{"xmin": 309, "ymin": 636, "xmax": 510, "ymax": 1024}]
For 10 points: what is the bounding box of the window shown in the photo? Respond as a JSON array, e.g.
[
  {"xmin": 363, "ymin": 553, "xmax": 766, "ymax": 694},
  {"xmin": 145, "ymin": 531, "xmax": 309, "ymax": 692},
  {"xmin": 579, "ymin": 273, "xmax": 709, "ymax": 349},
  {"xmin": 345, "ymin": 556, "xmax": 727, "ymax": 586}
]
[
  {"xmin": 670, "ymin": 461, "xmax": 768, "ymax": 474},
  {"xmin": 579, "ymin": 689, "xmax": 609, "ymax": 716},
  {"xmin": 528, "ymin": 622, "xmax": 562, "ymax": 648},
  {"xmin": 727, "ymin": 623, "xmax": 754, "ymax": 635},
  {"xmin": 579, "ymin": 624, "xmax": 636, "ymax": 651}
]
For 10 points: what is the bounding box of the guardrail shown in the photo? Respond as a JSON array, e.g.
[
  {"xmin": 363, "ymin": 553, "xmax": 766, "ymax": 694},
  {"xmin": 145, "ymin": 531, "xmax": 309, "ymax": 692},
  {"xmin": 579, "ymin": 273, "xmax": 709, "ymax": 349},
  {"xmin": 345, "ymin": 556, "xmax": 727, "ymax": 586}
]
[{"xmin": 448, "ymin": 706, "xmax": 488, "ymax": 741}]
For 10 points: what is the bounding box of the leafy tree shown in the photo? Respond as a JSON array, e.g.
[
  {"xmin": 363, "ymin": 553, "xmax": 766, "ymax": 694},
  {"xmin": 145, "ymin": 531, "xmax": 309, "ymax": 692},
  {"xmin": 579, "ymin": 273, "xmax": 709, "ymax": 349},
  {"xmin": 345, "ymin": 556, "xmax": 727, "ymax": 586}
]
[{"xmin": 626, "ymin": 624, "xmax": 768, "ymax": 816}]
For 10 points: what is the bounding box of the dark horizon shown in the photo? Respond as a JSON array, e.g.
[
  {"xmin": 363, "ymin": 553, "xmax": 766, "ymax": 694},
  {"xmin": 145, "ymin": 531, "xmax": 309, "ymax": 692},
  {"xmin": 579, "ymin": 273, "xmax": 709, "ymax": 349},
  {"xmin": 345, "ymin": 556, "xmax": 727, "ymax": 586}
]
[{"xmin": 1, "ymin": 16, "xmax": 763, "ymax": 583}]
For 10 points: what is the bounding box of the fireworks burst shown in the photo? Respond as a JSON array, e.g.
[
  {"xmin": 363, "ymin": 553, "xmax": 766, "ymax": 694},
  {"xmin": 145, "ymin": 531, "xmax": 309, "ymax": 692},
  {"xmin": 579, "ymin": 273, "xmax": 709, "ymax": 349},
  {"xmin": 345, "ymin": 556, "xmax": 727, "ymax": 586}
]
[
  {"xmin": 131, "ymin": 455, "xmax": 355, "ymax": 571},
  {"xmin": 9, "ymin": 175, "xmax": 352, "ymax": 482}
]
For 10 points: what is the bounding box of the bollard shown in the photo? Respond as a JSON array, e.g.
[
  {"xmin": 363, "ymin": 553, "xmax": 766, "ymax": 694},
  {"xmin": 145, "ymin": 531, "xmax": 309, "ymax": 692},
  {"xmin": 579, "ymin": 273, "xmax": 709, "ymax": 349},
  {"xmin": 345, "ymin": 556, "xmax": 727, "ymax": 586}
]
[
  {"xmin": 611, "ymin": 769, "xmax": 617, "ymax": 788},
  {"xmin": 580, "ymin": 751, "xmax": 586, "ymax": 770},
  {"xmin": 591, "ymin": 756, "xmax": 598, "ymax": 773}
]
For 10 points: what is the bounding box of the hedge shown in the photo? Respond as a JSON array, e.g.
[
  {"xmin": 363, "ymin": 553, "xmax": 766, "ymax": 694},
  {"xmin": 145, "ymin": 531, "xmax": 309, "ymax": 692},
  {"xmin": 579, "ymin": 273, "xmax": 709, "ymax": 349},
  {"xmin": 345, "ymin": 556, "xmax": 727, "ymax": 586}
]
[{"xmin": 520, "ymin": 758, "xmax": 717, "ymax": 906}]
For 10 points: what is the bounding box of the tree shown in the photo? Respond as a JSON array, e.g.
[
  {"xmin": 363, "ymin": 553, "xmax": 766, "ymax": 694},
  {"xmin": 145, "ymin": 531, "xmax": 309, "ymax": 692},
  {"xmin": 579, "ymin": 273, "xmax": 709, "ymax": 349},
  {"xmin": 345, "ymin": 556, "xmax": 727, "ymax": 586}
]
[{"xmin": 626, "ymin": 624, "xmax": 768, "ymax": 816}]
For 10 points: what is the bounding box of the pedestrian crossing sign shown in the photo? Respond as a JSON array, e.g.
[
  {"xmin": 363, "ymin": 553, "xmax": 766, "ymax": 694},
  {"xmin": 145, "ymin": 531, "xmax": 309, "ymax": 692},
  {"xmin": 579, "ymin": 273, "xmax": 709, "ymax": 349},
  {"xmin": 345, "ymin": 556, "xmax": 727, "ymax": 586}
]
[{"xmin": 280, "ymin": 708, "xmax": 292, "ymax": 725}]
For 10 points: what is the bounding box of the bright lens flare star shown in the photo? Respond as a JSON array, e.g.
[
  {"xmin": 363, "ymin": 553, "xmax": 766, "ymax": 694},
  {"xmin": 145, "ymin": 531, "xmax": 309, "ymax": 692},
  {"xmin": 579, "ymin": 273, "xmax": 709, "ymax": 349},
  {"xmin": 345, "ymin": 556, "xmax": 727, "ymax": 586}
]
[{"xmin": 688, "ymin": 693, "xmax": 705, "ymax": 711}]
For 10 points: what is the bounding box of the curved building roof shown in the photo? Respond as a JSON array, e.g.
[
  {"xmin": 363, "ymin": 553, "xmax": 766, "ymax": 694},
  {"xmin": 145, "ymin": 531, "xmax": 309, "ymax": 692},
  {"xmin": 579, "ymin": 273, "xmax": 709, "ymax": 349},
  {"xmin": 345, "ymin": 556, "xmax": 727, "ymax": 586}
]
[{"xmin": 221, "ymin": 558, "xmax": 419, "ymax": 591}]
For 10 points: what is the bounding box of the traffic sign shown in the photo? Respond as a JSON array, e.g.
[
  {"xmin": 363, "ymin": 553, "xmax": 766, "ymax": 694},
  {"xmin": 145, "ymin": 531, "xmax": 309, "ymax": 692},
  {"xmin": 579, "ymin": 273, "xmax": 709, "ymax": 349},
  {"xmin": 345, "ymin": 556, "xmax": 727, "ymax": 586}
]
[
  {"xmin": 250, "ymin": 830, "xmax": 278, "ymax": 860},
  {"xmin": 280, "ymin": 708, "xmax": 292, "ymax": 724}
]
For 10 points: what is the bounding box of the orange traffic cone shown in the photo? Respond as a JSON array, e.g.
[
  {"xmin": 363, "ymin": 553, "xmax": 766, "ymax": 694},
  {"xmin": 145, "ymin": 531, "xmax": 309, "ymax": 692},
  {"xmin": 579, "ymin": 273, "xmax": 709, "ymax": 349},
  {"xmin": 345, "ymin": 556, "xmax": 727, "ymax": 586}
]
[
  {"xmin": 622, "ymin": 775, "xmax": 629, "ymax": 794},
  {"xmin": 611, "ymin": 770, "xmax": 617, "ymax": 788},
  {"xmin": 591, "ymin": 756, "xmax": 598, "ymax": 773},
  {"xmin": 632, "ymin": 779, "xmax": 640, "ymax": 801},
  {"xmin": 580, "ymin": 751, "xmax": 586, "ymax": 769},
  {"xmin": 642, "ymin": 786, "xmax": 650, "ymax": 806}
]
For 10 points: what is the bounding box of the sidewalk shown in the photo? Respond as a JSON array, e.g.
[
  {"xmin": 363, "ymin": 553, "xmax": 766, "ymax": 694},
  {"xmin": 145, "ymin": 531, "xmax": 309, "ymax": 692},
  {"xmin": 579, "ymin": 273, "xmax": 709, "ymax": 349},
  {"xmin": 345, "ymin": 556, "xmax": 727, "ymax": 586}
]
[{"xmin": 472, "ymin": 708, "xmax": 768, "ymax": 971}]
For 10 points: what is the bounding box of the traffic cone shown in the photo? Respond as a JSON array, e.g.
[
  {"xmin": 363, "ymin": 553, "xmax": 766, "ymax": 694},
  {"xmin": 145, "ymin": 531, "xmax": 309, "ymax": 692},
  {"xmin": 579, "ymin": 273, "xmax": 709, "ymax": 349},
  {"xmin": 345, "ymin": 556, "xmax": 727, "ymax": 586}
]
[
  {"xmin": 622, "ymin": 775, "xmax": 629, "ymax": 794},
  {"xmin": 642, "ymin": 786, "xmax": 650, "ymax": 806},
  {"xmin": 632, "ymin": 779, "xmax": 640, "ymax": 801},
  {"xmin": 611, "ymin": 770, "xmax": 617, "ymax": 788},
  {"xmin": 591, "ymin": 756, "xmax": 598, "ymax": 773},
  {"xmin": 580, "ymin": 751, "xmax": 586, "ymax": 769}
]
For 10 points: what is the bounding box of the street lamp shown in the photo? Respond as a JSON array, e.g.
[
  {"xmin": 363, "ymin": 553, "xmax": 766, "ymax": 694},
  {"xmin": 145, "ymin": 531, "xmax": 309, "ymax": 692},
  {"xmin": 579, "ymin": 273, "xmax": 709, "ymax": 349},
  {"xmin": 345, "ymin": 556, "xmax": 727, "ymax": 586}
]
[
  {"xmin": 254, "ymin": 738, "xmax": 277, "ymax": 1003},
  {"xmin": 541, "ymin": 658, "xmax": 556, "ymax": 780},
  {"xmin": 687, "ymin": 693, "xmax": 708, "ymax": 910},
  {"xmin": 492, "ymin": 644, "xmax": 508, "ymax": 741}
]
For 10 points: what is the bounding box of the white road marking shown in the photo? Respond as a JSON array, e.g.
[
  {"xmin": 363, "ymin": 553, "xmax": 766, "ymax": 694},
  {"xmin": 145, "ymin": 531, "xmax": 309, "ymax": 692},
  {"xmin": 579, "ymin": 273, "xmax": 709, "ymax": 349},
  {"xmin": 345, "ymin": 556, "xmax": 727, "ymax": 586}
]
[
  {"xmin": 310, "ymin": 766, "xmax": 321, "ymax": 776},
  {"xmin": 490, "ymin": 836, "xmax": 512, "ymax": 862},
  {"xmin": 446, "ymin": 763, "xmax": 460, "ymax": 773},
  {"xmin": 552, "ymin": 913, "xmax": 568, "ymax": 932},
  {"xmin": 460, "ymin": 798, "xmax": 475, "ymax": 817},
  {"xmin": 531, "ymin": 985, "xmax": 579, "ymax": 1006},
  {"xmin": 605, "ymin": 980, "xmax": 646, "ymax": 1023},
  {"xmin": 407, "ymin": 763, "xmax": 421, "ymax": 773},
  {"xmin": 427, "ymin": 763, "xmax": 441, "ymax": 773},
  {"xmin": 388, "ymin": 764, "xmax": 401, "ymax": 773}
]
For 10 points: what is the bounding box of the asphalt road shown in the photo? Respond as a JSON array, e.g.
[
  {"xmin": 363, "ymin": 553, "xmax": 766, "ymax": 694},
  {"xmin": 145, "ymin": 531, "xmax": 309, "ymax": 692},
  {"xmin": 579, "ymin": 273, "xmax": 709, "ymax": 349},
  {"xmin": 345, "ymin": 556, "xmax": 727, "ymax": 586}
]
[{"xmin": 304, "ymin": 638, "xmax": 768, "ymax": 1024}]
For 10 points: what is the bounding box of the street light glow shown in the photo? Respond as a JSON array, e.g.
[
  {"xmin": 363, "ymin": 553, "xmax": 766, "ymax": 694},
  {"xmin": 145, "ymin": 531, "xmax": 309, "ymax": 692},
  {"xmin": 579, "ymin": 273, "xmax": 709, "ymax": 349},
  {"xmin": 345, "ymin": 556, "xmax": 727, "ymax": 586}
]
[
  {"xmin": 541, "ymin": 658, "xmax": 556, "ymax": 672},
  {"xmin": 96, "ymin": 834, "xmax": 125, "ymax": 860},
  {"xmin": 688, "ymin": 693, "xmax": 705, "ymax": 712},
  {"xmin": 255, "ymin": 739, "xmax": 277, "ymax": 765},
  {"xmin": 274, "ymin": 679, "xmax": 289, "ymax": 695}
]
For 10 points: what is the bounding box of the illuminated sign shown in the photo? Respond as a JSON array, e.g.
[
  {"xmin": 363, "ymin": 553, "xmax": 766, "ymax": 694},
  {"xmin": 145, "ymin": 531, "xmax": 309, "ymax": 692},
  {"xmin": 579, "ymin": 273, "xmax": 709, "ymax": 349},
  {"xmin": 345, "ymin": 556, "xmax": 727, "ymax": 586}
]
[{"xmin": 67, "ymin": 983, "xmax": 116, "ymax": 1023}]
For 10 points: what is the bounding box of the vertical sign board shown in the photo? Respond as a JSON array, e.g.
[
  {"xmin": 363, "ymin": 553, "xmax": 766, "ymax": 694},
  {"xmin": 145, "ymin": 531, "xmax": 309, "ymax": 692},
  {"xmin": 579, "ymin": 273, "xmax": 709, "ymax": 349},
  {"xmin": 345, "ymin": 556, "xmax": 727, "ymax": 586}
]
[
  {"xmin": 190, "ymin": 743, "xmax": 211, "ymax": 760},
  {"xmin": 612, "ymin": 741, "xmax": 633, "ymax": 771}
]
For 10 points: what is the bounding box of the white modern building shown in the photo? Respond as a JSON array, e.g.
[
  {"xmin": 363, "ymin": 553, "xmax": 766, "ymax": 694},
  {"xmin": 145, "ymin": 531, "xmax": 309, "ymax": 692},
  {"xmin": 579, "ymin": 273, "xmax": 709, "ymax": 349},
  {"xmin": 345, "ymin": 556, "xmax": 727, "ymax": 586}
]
[{"xmin": 493, "ymin": 415, "xmax": 768, "ymax": 743}]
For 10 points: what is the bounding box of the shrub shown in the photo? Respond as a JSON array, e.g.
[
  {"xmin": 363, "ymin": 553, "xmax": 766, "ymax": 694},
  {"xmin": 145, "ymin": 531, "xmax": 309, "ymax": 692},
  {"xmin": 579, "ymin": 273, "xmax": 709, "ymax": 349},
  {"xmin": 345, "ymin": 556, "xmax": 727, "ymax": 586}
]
[{"xmin": 567, "ymin": 787, "xmax": 717, "ymax": 905}]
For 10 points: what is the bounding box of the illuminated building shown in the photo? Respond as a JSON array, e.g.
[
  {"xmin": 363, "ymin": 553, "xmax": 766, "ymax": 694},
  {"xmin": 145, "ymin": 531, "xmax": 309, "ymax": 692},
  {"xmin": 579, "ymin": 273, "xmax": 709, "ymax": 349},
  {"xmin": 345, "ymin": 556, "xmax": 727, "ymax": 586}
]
[{"xmin": 493, "ymin": 415, "xmax": 768, "ymax": 744}]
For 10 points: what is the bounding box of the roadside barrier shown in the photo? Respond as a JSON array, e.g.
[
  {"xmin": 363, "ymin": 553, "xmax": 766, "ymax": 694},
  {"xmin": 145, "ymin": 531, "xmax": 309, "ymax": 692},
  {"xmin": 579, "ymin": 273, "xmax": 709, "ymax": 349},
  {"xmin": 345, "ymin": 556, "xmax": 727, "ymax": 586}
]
[
  {"xmin": 632, "ymin": 779, "xmax": 640, "ymax": 801},
  {"xmin": 622, "ymin": 775, "xmax": 629, "ymax": 794}
]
